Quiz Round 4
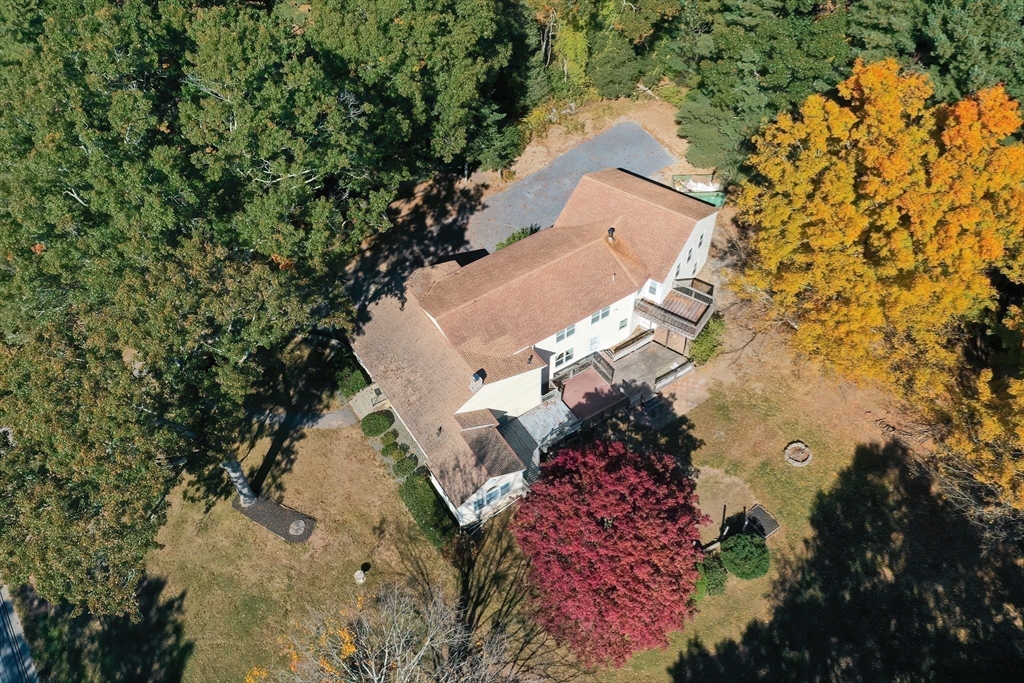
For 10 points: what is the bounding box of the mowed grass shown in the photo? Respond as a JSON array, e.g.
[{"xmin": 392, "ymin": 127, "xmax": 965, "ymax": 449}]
[
  {"xmin": 606, "ymin": 376, "xmax": 879, "ymax": 683},
  {"xmin": 147, "ymin": 427, "xmax": 454, "ymax": 683}
]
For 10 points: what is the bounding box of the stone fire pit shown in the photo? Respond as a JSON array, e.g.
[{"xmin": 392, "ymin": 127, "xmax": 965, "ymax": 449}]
[{"xmin": 784, "ymin": 441, "xmax": 813, "ymax": 467}]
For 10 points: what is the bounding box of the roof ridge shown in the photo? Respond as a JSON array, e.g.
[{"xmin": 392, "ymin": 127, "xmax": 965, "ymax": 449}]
[
  {"xmin": 602, "ymin": 219, "xmax": 644, "ymax": 288},
  {"xmin": 433, "ymin": 224, "xmax": 610, "ymax": 323}
]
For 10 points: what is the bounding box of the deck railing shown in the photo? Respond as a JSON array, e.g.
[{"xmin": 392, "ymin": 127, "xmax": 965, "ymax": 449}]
[
  {"xmin": 607, "ymin": 328, "xmax": 655, "ymax": 361},
  {"xmin": 672, "ymin": 278, "xmax": 715, "ymax": 305},
  {"xmin": 635, "ymin": 298, "xmax": 701, "ymax": 338},
  {"xmin": 654, "ymin": 360, "xmax": 694, "ymax": 390},
  {"xmin": 552, "ymin": 351, "xmax": 615, "ymax": 387}
]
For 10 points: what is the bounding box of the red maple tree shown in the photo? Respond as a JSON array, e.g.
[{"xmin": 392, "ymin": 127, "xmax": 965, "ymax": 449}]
[{"xmin": 512, "ymin": 440, "xmax": 708, "ymax": 667}]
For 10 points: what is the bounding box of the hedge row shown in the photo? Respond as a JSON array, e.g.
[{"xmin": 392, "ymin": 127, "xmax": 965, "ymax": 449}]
[{"xmin": 398, "ymin": 473, "xmax": 456, "ymax": 548}]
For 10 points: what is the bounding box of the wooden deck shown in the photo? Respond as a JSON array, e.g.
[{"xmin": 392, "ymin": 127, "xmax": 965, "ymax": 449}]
[
  {"xmin": 608, "ymin": 341, "xmax": 687, "ymax": 393},
  {"xmin": 560, "ymin": 367, "xmax": 623, "ymax": 421},
  {"xmin": 659, "ymin": 290, "xmax": 709, "ymax": 323}
]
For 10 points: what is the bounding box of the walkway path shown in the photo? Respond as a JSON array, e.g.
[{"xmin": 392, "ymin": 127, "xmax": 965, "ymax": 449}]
[
  {"xmin": 466, "ymin": 122, "xmax": 675, "ymax": 251},
  {"xmin": 248, "ymin": 405, "xmax": 357, "ymax": 431}
]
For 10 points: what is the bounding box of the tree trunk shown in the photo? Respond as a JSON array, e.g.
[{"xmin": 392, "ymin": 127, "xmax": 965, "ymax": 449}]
[{"xmin": 221, "ymin": 460, "xmax": 258, "ymax": 507}]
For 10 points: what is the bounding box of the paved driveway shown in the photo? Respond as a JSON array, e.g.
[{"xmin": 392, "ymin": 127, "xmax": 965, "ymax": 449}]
[{"xmin": 466, "ymin": 122, "xmax": 676, "ymax": 251}]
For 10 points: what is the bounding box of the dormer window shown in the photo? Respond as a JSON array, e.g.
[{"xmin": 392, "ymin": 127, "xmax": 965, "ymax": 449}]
[{"xmin": 556, "ymin": 324, "xmax": 575, "ymax": 343}]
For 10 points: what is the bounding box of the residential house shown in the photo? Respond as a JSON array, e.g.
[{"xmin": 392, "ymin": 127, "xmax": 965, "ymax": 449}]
[{"xmin": 351, "ymin": 169, "xmax": 719, "ymax": 526}]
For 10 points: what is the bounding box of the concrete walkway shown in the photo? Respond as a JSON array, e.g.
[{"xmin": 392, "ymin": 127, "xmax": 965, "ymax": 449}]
[
  {"xmin": 248, "ymin": 404, "xmax": 357, "ymax": 430},
  {"xmin": 466, "ymin": 122, "xmax": 676, "ymax": 251}
]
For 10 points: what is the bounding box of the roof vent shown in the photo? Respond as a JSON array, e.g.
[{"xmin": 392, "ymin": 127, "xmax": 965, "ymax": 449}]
[{"xmin": 607, "ymin": 227, "xmax": 615, "ymax": 244}]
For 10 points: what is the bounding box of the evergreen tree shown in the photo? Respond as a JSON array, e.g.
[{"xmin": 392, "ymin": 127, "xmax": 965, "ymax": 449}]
[{"xmin": 0, "ymin": 0, "xmax": 524, "ymax": 615}]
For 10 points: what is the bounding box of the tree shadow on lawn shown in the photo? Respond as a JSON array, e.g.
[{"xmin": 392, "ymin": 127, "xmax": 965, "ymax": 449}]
[
  {"xmin": 452, "ymin": 511, "xmax": 583, "ymax": 683},
  {"xmin": 184, "ymin": 335, "xmax": 350, "ymax": 508},
  {"xmin": 586, "ymin": 406, "xmax": 703, "ymax": 477},
  {"xmin": 669, "ymin": 441, "xmax": 1024, "ymax": 682},
  {"xmin": 15, "ymin": 577, "xmax": 193, "ymax": 683}
]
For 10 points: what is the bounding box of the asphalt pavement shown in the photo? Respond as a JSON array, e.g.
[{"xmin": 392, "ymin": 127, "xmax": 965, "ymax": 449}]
[{"xmin": 465, "ymin": 122, "xmax": 676, "ymax": 251}]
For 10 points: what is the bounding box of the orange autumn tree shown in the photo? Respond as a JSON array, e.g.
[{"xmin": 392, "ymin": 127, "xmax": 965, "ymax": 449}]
[
  {"xmin": 738, "ymin": 59, "xmax": 1024, "ymax": 522},
  {"xmin": 738, "ymin": 59, "xmax": 1024, "ymax": 399}
]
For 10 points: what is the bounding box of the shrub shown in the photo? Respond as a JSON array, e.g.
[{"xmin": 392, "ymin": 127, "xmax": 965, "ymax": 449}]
[
  {"xmin": 720, "ymin": 533, "xmax": 770, "ymax": 579},
  {"xmin": 335, "ymin": 366, "xmax": 367, "ymax": 399},
  {"xmin": 693, "ymin": 564, "xmax": 708, "ymax": 604},
  {"xmin": 398, "ymin": 474, "xmax": 456, "ymax": 547},
  {"xmin": 360, "ymin": 410, "xmax": 394, "ymax": 437},
  {"xmin": 689, "ymin": 313, "xmax": 725, "ymax": 365},
  {"xmin": 702, "ymin": 553, "xmax": 728, "ymax": 595},
  {"xmin": 392, "ymin": 457, "xmax": 417, "ymax": 478},
  {"xmin": 380, "ymin": 429, "xmax": 398, "ymax": 446},
  {"xmin": 381, "ymin": 443, "xmax": 402, "ymax": 458},
  {"xmin": 495, "ymin": 225, "xmax": 539, "ymax": 250}
]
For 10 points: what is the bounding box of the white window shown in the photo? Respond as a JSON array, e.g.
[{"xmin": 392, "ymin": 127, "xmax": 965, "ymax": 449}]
[
  {"xmin": 698, "ymin": 233, "xmax": 704, "ymax": 249},
  {"xmin": 590, "ymin": 336, "xmax": 600, "ymax": 352},
  {"xmin": 555, "ymin": 348, "xmax": 574, "ymax": 367},
  {"xmin": 675, "ymin": 264, "xmax": 681, "ymax": 278},
  {"xmin": 686, "ymin": 247, "xmax": 693, "ymax": 263},
  {"xmin": 556, "ymin": 323, "xmax": 575, "ymax": 343},
  {"xmin": 473, "ymin": 497, "xmax": 486, "ymax": 512},
  {"xmin": 692, "ymin": 262, "xmax": 697, "ymax": 276},
  {"xmin": 499, "ymin": 482, "xmax": 511, "ymax": 496},
  {"xmin": 648, "ymin": 283, "xmax": 657, "ymax": 295},
  {"xmin": 619, "ymin": 318, "xmax": 628, "ymax": 330},
  {"xmin": 590, "ymin": 306, "xmax": 611, "ymax": 324},
  {"xmin": 485, "ymin": 487, "xmax": 500, "ymax": 505}
]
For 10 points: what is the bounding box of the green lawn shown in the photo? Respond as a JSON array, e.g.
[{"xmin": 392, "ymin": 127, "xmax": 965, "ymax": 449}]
[
  {"xmin": 606, "ymin": 378, "xmax": 1024, "ymax": 682},
  {"xmin": 145, "ymin": 428, "xmax": 455, "ymax": 682}
]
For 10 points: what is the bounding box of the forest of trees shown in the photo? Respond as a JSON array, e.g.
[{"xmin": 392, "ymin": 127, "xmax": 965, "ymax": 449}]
[{"xmin": 1, "ymin": 0, "xmax": 1023, "ymax": 621}]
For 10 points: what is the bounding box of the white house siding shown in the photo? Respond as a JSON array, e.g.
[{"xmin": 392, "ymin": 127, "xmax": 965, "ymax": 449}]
[
  {"xmin": 670, "ymin": 213, "xmax": 716, "ymax": 285},
  {"xmin": 639, "ymin": 213, "xmax": 717, "ymax": 307},
  {"xmin": 534, "ymin": 291, "xmax": 638, "ymax": 374},
  {"xmin": 455, "ymin": 366, "xmax": 544, "ymax": 419},
  {"xmin": 455, "ymin": 470, "xmax": 526, "ymax": 525}
]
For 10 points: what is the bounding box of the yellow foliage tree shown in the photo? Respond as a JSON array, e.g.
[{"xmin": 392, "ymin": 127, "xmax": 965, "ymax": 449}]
[
  {"xmin": 943, "ymin": 308, "xmax": 1024, "ymax": 512},
  {"xmin": 739, "ymin": 59, "xmax": 1024, "ymax": 519},
  {"xmin": 738, "ymin": 59, "xmax": 1024, "ymax": 399}
]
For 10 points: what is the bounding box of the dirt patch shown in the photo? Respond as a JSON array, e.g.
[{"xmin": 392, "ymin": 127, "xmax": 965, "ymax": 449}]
[
  {"xmin": 694, "ymin": 467, "xmax": 756, "ymax": 544},
  {"xmin": 506, "ymin": 99, "xmax": 705, "ymax": 185}
]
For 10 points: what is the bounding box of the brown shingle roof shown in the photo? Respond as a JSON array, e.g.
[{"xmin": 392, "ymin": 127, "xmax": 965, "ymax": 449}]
[
  {"xmin": 350, "ymin": 291, "xmax": 528, "ymax": 507},
  {"xmin": 554, "ymin": 169, "xmax": 717, "ymax": 282},
  {"xmin": 418, "ymin": 170, "xmax": 715, "ymax": 361},
  {"xmin": 419, "ymin": 220, "xmax": 649, "ymax": 361},
  {"xmin": 352, "ymin": 169, "xmax": 717, "ymax": 509}
]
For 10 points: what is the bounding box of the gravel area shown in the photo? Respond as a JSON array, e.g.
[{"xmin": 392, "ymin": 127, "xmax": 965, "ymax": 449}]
[{"xmin": 466, "ymin": 122, "xmax": 676, "ymax": 251}]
